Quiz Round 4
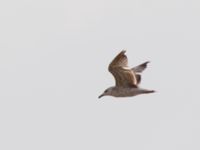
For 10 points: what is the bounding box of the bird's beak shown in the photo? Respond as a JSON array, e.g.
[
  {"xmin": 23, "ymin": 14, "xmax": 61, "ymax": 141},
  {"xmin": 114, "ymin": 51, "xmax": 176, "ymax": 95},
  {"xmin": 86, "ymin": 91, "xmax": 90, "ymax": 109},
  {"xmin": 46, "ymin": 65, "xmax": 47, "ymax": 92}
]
[{"xmin": 98, "ymin": 94, "xmax": 104, "ymax": 99}]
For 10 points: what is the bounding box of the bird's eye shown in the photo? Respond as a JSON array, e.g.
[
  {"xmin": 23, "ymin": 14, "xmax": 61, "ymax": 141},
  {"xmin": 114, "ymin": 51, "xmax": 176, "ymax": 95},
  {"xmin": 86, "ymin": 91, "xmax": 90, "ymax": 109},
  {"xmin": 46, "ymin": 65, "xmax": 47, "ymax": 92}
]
[{"xmin": 105, "ymin": 90, "xmax": 108, "ymax": 93}]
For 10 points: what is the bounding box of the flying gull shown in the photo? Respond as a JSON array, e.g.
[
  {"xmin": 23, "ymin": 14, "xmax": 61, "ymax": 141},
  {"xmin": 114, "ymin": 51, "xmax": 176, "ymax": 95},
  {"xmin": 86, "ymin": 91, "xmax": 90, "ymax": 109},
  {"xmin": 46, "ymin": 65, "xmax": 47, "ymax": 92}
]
[{"xmin": 99, "ymin": 50, "xmax": 155, "ymax": 98}]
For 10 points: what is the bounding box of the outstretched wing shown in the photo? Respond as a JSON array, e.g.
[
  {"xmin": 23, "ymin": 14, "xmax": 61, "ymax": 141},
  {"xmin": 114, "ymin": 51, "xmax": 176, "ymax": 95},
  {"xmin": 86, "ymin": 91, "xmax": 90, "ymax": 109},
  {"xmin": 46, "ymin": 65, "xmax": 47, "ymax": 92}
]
[
  {"xmin": 108, "ymin": 50, "xmax": 137, "ymax": 87},
  {"xmin": 132, "ymin": 61, "xmax": 150, "ymax": 73}
]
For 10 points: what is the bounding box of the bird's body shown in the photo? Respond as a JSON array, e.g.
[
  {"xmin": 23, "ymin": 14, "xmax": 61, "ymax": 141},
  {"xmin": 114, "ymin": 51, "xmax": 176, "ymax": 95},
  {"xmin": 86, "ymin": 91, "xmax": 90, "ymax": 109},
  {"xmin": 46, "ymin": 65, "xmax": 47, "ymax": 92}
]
[
  {"xmin": 101, "ymin": 86, "xmax": 154, "ymax": 98},
  {"xmin": 99, "ymin": 50, "xmax": 155, "ymax": 98}
]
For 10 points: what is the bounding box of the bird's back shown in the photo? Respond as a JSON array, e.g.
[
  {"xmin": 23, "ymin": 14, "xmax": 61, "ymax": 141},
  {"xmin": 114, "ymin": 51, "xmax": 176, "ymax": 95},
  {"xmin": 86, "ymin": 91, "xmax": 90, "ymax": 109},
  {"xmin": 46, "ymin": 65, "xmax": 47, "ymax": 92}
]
[{"xmin": 111, "ymin": 86, "xmax": 155, "ymax": 97}]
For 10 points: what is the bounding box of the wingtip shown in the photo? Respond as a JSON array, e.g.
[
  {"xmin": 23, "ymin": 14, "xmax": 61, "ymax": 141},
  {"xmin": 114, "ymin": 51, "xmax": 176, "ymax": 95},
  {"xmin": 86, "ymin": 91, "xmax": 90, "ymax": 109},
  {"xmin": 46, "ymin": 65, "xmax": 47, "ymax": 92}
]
[
  {"xmin": 142, "ymin": 61, "xmax": 150, "ymax": 67},
  {"xmin": 145, "ymin": 61, "xmax": 150, "ymax": 64},
  {"xmin": 121, "ymin": 50, "xmax": 126, "ymax": 54}
]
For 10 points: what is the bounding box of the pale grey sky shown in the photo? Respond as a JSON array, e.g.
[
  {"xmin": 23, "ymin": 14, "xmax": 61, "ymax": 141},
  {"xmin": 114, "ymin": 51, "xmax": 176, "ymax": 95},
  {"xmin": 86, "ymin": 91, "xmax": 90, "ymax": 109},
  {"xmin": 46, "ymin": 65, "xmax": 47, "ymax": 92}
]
[{"xmin": 0, "ymin": 0, "xmax": 200, "ymax": 150}]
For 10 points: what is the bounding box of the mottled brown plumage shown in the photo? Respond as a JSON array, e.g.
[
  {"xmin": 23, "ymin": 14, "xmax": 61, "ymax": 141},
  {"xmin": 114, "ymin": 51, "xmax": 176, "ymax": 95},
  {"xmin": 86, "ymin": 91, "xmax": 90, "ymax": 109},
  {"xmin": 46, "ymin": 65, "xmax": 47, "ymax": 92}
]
[
  {"xmin": 99, "ymin": 50, "xmax": 155, "ymax": 98},
  {"xmin": 108, "ymin": 50, "xmax": 137, "ymax": 87}
]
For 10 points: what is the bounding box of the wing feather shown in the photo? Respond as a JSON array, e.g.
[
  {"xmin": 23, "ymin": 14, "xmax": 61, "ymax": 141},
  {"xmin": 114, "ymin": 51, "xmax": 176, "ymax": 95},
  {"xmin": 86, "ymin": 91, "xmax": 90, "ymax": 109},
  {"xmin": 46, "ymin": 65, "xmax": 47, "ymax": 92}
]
[{"xmin": 108, "ymin": 50, "xmax": 137, "ymax": 87}]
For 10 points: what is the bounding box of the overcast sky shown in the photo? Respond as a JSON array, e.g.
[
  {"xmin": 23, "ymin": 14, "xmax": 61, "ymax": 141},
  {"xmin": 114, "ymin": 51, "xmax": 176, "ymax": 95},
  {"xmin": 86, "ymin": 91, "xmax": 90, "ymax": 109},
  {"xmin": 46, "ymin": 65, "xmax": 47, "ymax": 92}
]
[{"xmin": 0, "ymin": 0, "xmax": 200, "ymax": 150}]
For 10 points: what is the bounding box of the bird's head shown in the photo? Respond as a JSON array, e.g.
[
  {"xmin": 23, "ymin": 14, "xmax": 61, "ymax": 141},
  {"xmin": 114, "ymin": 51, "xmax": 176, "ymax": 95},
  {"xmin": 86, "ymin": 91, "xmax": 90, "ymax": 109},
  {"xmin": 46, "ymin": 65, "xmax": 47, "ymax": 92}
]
[{"xmin": 98, "ymin": 87, "xmax": 114, "ymax": 98}]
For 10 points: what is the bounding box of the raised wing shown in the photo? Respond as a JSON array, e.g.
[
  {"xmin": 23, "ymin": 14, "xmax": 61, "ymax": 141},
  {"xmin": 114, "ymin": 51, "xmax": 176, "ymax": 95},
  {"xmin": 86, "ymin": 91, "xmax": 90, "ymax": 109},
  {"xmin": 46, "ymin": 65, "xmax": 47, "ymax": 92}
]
[
  {"xmin": 108, "ymin": 50, "xmax": 137, "ymax": 87},
  {"xmin": 132, "ymin": 61, "xmax": 149, "ymax": 73}
]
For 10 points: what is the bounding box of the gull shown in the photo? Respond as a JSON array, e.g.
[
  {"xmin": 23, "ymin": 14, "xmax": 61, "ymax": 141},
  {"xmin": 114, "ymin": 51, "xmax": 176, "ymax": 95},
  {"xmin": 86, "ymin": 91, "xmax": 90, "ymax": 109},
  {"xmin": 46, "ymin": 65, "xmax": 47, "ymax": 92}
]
[{"xmin": 99, "ymin": 50, "xmax": 155, "ymax": 98}]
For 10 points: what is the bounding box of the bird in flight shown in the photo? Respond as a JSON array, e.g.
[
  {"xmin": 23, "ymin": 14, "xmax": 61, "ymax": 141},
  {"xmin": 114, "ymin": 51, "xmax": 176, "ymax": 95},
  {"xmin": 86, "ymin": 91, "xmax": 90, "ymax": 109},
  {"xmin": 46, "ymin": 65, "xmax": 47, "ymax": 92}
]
[{"xmin": 99, "ymin": 50, "xmax": 155, "ymax": 98}]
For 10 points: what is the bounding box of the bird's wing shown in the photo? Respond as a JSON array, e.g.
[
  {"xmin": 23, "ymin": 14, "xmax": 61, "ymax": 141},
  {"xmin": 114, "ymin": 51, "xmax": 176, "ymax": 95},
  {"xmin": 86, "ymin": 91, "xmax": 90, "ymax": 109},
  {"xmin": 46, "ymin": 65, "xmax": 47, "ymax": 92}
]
[
  {"xmin": 132, "ymin": 61, "xmax": 150, "ymax": 73},
  {"xmin": 108, "ymin": 50, "xmax": 137, "ymax": 87}
]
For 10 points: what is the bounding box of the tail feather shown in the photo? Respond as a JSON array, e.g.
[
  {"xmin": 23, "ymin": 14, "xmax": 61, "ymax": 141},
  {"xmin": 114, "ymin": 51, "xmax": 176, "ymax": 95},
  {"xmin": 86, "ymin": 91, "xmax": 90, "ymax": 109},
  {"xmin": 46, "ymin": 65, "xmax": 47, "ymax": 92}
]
[{"xmin": 144, "ymin": 90, "xmax": 155, "ymax": 94}]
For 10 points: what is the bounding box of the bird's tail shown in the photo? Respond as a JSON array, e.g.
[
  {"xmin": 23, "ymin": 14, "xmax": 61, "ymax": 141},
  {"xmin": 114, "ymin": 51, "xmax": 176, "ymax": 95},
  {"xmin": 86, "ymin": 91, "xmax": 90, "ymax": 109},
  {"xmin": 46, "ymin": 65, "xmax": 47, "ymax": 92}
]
[
  {"xmin": 143, "ymin": 90, "xmax": 155, "ymax": 94},
  {"xmin": 132, "ymin": 61, "xmax": 150, "ymax": 73},
  {"xmin": 146, "ymin": 90, "xmax": 156, "ymax": 93}
]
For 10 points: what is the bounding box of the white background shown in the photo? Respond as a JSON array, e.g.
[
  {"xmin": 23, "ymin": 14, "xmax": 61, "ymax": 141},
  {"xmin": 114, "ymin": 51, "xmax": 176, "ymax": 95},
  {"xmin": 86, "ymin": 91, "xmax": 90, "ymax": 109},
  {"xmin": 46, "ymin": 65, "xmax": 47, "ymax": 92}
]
[{"xmin": 0, "ymin": 0, "xmax": 200, "ymax": 149}]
